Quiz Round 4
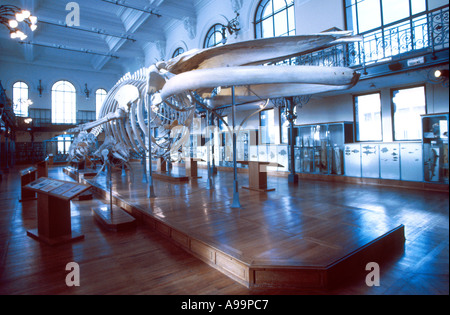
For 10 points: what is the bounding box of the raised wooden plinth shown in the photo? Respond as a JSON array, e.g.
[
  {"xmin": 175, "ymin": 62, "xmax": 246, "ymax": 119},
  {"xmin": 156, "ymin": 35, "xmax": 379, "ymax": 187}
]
[
  {"xmin": 139, "ymin": 211, "xmax": 404, "ymax": 290},
  {"xmin": 64, "ymin": 166, "xmax": 99, "ymax": 183},
  {"xmin": 153, "ymin": 171, "xmax": 189, "ymax": 183},
  {"xmin": 92, "ymin": 205, "xmax": 137, "ymax": 232},
  {"xmin": 84, "ymin": 173, "xmax": 405, "ymax": 290}
]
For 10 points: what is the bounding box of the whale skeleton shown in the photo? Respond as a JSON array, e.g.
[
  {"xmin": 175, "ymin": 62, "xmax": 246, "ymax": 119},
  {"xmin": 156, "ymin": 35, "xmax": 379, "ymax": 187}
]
[{"xmin": 66, "ymin": 31, "xmax": 362, "ymax": 174}]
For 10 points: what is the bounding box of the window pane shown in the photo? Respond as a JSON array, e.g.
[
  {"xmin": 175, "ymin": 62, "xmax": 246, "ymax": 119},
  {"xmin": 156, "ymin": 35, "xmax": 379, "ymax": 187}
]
[
  {"xmin": 393, "ymin": 86, "xmax": 426, "ymax": 140},
  {"xmin": 52, "ymin": 81, "xmax": 76, "ymax": 124},
  {"xmin": 274, "ymin": 12, "xmax": 288, "ymax": 36},
  {"xmin": 273, "ymin": 0, "xmax": 286, "ymax": 12},
  {"xmin": 288, "ymin": 5, "xmax": 295, "ymax": 35},
  {"xmin": 346, "ymin": 2, "xmax": 358, "ymax": 32},
  {"xmin": 13, "ymin": 81, "xmax": 29, "ymax": 117},
  {"xmin": 262, "ymin": 2, "xmax": 273, "ymax": 19},
  {"xmin": 255, "ymin": 0, "xmax": 295, "ymax": 39},
  {"xmin": 382, "ymin": 0, "xmax": 410, "ymax": 25},
  {"xmin": 172, "ymin": 47, "xmax": 185, "ymax": 58},
  {"xmin": 280, "ymin": 107, "xmax": 289, "ymax": 144},
  {"xmin": 358, "ymin": 0, "xmax": 382, "ymax": 33},
  {"xmin": 204, "ymin": 24, "xmax": 226, "ymax": 48},
  {"xmin": 96, "ymin": 89, "xmax": 107, "ymax": 119},
  {"xmin": 411, "ymin": 0, "xmax": 427, "ymax": 15},
  {"xmin": 262, "ymin": 18, "xmax": 275, "ymax": 38},
  {"xmin": 355, "ymin": 93, "xmax": 383, "ymax": 141},
  {"xmin": 260, "ymin": 109, "xmax": 277, "ymax": 144}
]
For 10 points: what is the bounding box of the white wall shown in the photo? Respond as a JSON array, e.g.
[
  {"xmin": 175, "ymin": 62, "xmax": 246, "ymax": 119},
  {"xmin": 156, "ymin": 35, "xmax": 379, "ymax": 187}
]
[
  {"xmin": 0, "ymin": 61, "xmax": 120, "ymax": 113},
  {"xmin": 296, "ymin": 94, "xmax": 353, "ymax": 125},
  {"xmin": 147, "ymin": 0, "xmax": 347, "ymax": 64}
]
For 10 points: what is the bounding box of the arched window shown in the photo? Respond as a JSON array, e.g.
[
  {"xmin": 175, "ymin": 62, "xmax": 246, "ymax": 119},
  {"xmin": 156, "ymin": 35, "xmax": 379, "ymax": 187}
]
[
  {"xmin": 255, "ymin": 0, "xmax": 295, "ymax": 39},
  {"xmin": 96, "ymin": 88, "xmax": 107, "ymax": 119},
  {"xmin": 52, "ymin": 80, "xmax": 76, "ymax": 124},
  {"xmin": 172, "ymin": 47, "xmax": 185, "ymax": 58},
  {"xmin": 13, "ymin": 81, "xmax": 30, "ymax": 117},
  {"xmin": 204, "ymin": 24, "xmax": 227, "ymax": 48}
]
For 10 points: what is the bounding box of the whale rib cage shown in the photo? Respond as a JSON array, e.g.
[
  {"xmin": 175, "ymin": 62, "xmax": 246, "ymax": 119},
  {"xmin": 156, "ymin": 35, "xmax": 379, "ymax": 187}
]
[{"xmin": 66, "ymin": 32, "xmax": 362, "ymax": 171}]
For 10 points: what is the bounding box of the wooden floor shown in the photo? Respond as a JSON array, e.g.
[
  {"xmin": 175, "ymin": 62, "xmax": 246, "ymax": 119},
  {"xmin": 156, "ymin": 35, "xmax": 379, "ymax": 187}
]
[{"xmin": 0, "ymin": 164, "xmax": 448, "ymax": 295}]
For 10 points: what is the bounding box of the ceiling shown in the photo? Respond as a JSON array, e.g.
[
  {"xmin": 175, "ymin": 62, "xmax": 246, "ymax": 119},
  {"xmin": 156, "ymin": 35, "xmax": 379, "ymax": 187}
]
[{"xmin": 0, "ymin": 0, "xmax": 203, "ymax": 74}]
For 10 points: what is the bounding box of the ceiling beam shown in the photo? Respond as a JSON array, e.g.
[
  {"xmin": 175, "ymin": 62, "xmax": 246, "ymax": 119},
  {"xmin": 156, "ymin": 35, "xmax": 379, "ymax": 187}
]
[
  {"xmin": 101, "ymin": 0, "xmax": 162, "ymax": 18},
  {"xmin": 18, "ymin": 40, "xmax": 120, "ymax": 59},
  {"xmin": 38, "ymin": 19, "xmax": 136, "ymax": 42}
]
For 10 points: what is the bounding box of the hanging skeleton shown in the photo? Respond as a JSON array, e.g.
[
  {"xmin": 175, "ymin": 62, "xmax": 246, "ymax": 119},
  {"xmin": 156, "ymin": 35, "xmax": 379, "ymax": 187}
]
[{"xmin": 66, "ymin": 31, "xmax": 362, "ymax": 174}]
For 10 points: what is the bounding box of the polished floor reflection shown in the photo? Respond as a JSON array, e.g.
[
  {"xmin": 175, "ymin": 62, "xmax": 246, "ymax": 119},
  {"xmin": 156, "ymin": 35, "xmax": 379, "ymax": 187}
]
[{"xmin": 0, "ymin": 164, "xmax": 448, "ymax": 294}]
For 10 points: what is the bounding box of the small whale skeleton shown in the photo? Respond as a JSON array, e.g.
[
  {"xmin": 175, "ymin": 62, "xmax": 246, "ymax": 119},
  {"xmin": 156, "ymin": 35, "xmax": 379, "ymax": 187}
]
[{"xmin": 66, "ymin": 31, "xmax": 362, "ymax": 178}]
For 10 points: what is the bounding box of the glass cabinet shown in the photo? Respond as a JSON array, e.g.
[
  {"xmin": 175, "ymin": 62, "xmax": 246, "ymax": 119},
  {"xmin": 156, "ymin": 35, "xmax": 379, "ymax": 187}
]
[
  {"xmin": 296, "ymin": 122, "xmax": 354, "ymax": 175},
  {"xmin": 422, "ymin": 113, "xmax": 449, "ymax": 184}
]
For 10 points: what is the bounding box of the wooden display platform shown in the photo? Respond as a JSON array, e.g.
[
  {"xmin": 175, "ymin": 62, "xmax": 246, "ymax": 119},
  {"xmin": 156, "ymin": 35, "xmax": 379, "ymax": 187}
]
[
  {"xmin": 153, "ymin": 171, "xmax": 189, "ymax": 183},
  {"xmin": 92, "ymin": 205, "xmax": 136, "ymax": 232},
  {"xmin": 63, "ymin": 166, "xmax": 99, "ymax": 182},
  {"xmin": 81, "ymin": 164, "xmax": 406, "ymax": 290}
]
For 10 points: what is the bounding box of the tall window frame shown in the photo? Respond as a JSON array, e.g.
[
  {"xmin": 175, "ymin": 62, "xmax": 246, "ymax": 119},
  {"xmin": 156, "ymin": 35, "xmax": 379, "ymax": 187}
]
[
  {"xmin": 254, "ymin": 0, "xmax": 296, "ymax": 39},
  {"xmin": 52, "ymin": 80, "xmax": 76, "ymax": 124},
  {"xmin": 354, "ymin": 92, "xmax": 383, "ymax": 142},
  {"xmin": 12, "ymin": 81, "xmax": 30, "ymax": 117},
  {"xmin": 172, "ymin": 47, "xmax": 185, "ymax": 58},
  {"xmin": 96, "ymin": 88, "xmax": 107, "ymax": 119},
  {"xmin": 260, "ymin": 108, "xmax": 278, "ymax": 144},
  {"xmin": 204, "ymin": 24, "xmax": 227, "ymax": 48},
  {"xmin": 344, "ymin": 0, "xmax": 431, "ymax": 63},
  {"xmin": 391, "ymin": 85, "xmax": 427, "ymax": 141}
]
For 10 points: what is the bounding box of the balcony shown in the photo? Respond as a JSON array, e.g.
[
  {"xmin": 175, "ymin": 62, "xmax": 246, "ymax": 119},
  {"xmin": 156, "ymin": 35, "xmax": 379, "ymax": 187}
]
[
  {"xmin": 18, "ymin": 108, "xmax": 97, "ymax": 131},
  {"xmin": 295, "ymin": 5, "xmax": 449, "ymax": 77}
]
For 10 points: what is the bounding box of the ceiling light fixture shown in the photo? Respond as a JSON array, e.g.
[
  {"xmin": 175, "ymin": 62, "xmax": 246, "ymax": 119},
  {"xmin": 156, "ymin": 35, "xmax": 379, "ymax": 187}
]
[
  {"xmin": 0, "ymin": 5, "xmax": 38, "ymax": 40},
  {"xmin": 434, "ymin": 69, "xmax": 449, "ymax": 79}
]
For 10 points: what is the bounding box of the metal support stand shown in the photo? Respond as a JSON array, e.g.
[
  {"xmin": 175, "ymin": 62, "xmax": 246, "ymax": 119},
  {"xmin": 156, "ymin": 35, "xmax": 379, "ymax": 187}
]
[
  {"xmin": 231, "ymin": 86, "xmax": 241, "ymax": 208},
  {"xmin": 121, "ymin": 164, "xmax": 126, "ymax": 177},
  {"xmin": 142, "ymin": 158, "xmax": 148, "ymax": 183},
  {"xmin": 286, "ymin": 97, "xmax": 299, "ymax": 184},
  {"xmin": 207, "ymin": 110, "xmax": 214, "ymax": 190},
  {"xmin": 148, "ymin": 103, "xmax": 156, "ymax": 199},
  {"xmin": 211, "ymin": 115, "xmax": 217, "ymax": 175},
  {"xmin": 107, "ymin": 159, "xmax": 113, "ymax": 220}
]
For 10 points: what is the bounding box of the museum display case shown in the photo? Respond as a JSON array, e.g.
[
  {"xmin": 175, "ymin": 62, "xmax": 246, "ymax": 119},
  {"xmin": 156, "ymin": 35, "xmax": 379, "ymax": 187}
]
[
  {"xmin": 422, "ymin": 113, "xmax": 449, "ymax": 184},
  {"xmin": 296, "ymin": 122, "xmax": 354, "ymax": 175},
  {"xmin": 379, "ymin": 143, "xmax": 401, "ymax": 180},
  {"xmin": 344, "ymin": 142, "xmax": 424, "ymax": 182}
]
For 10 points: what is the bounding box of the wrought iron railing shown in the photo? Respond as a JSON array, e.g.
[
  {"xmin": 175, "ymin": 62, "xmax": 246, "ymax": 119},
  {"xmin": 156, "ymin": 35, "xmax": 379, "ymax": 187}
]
[{"xmin": 295, "ymin": 5, "xmax": 449, "ymax": 69}]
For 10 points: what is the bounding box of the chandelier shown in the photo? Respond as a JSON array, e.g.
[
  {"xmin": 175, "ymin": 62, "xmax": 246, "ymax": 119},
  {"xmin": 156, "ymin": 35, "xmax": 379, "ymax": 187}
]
[{"xmin": 0, "ymin": 5, "xmax": 38, "ymax": 40}]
